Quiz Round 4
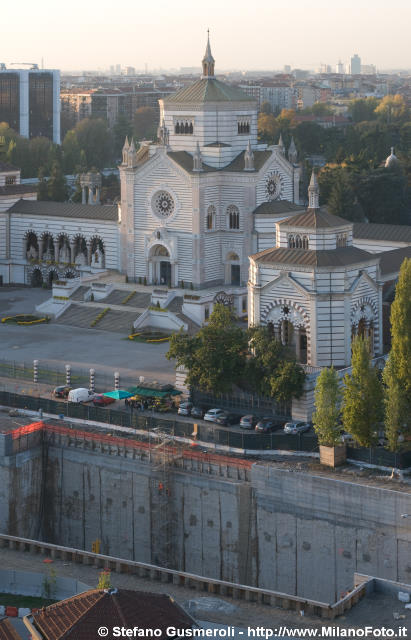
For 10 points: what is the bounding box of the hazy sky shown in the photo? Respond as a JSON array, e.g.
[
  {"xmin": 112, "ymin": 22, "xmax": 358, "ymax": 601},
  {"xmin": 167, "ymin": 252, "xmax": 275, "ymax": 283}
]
[{"xmin": 2, "ymin": 0, "xmax": 410, "ymax": 71}]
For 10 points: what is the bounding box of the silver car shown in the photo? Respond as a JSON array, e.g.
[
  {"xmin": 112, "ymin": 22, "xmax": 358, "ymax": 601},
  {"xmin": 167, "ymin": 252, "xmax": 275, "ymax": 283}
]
[
  {"xmin": 204, "ymin": 408, "xmax": 225, "ymax": 423},
  {"xmin": 283, "ymin": 421, "xmax": 310, "ymax": 435}
]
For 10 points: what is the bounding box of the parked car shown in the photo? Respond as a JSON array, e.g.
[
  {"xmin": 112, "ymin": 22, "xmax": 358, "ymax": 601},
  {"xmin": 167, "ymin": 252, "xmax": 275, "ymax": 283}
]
[
  {"xmin": 255, "ymin": 417, "xmax": 278, "ymax": 433},
  {"xmin": 178, "ymin": 401, "xmax": 193, "ymax": 416},
  {"xmin": 191, "ymin": 406, "xmax": 205, "ymax": 419},
  {"xmin": 92, "ymin": 394, "xmax": 115, "ymax": 407},
  {"xmin": 239, "ymin": 414, "xmax": 257, "ymax": 430},
  {"xmin": 283, "ymin": 421, "xmax": 310, "ymax": 435},
  {"xmin": 204, "ymin": 408, "xmax": 225, "ymax": 423},
  {"xmin": 214, "ymin": 411, "xmax": 239, "ymax": 426},
  {"xmin": 67, "ymin": 388, "xmax": 95, "ymax": 404},
  {"xmin": 53, "ymin": 385, "xmax": 72, "ymax": 399}
]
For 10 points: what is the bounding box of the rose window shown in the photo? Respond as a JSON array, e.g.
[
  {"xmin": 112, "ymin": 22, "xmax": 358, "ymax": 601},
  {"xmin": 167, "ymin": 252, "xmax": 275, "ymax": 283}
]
[
  {"xmin": 152, "ymin": 191, "xmax": 175, "ymax": 218},
  {"xmin": 265, "ymin": 174, "xmax": 282, "ymax": 200}
]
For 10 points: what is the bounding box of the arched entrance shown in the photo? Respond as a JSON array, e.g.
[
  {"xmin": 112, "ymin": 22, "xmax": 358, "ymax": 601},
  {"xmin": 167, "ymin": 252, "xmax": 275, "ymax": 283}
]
[
  {"xmin": 48, "ymin": 269, "xmax": 59, "ymax": 287},
  {"xmin": 31, "ymin": 268, "xmax": 43, "ymax": 287},
  {"xmin": 149, "ymin": 244, "xmax": 172, "ymax": 285},
  {"xmin": 225, "ymin": 252, "xmax": 241, "ymax": 286},
  {"xmin": 263, "ymin": 302, "xmax": 310, "ymax": 364},
  {"xmin": 89, "ymin": 236, "xmax": 105, "ymax": 268},
  {"xmin": 25, "ymin": 232, "xmax": 39, "ymax": 260}
]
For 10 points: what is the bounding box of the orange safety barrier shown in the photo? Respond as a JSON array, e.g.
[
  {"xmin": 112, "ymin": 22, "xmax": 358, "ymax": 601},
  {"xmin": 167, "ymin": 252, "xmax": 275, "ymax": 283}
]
[
  {"xmin": 8, "ymin": 421, "xmax": 253, "ymax": 470},
  {"xmin": 5, "ymin": 606, "xmax": 18, "ymax": 617}
]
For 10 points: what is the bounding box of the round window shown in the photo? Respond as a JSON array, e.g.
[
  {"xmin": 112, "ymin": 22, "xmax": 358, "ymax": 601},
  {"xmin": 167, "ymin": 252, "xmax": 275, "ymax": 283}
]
[{"xmin": 152, "ymin": 190, "xmax": 175, "ymax": 218}]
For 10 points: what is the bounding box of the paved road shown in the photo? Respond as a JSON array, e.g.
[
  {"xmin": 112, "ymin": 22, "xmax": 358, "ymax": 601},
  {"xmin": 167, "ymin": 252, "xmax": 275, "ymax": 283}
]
[{"xmin": 0, "ymin": 288, "xmax": 175, "ymax": 384}]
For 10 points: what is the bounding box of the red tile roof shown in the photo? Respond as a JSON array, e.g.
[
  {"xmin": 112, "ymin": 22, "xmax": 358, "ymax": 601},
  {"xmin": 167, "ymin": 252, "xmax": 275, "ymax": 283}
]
[
  {"xmin": 30, "ymin": 589, "xmax": 196, "ymax": 640},
  {"xmin": 0, "ymin": 619, "xmax": 22, "ymax": 640}
]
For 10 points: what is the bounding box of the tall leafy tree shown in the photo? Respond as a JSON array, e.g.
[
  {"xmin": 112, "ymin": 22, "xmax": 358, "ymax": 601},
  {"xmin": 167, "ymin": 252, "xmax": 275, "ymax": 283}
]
[
  {"xmin": 327, "ymin": 172, "xmax": 364, "ymax": 222},
  {"xmin": 74, "ymin": 118, "xmax": 113, "ymax": 169},
  {"xmin": 37, "ymin": 167, "xmax": 49, "ymax": 201},
  {"xmin": 312, "ymin": 367, "xmax": 342, "ymax": 446},
  {"xmin": 47, "ymin": 161, "xmax": 68, "ymax": 202},
  {"xmin": 247, "ymin": 326, "xmax": 305, "ymax": 403},
  {"xmin": 133, "ymin": 107, "xmax": 157, "ymax": 142},
  {"xmin": 166, "ymin": 304, "xmax": 248, "ymax": 394},
  {"xmin": 348, "ymin": 97, "xmax": 379, "ymax": 123},
  {"xmin": 342, "ymin": 336, "xmax": 383, "ymax": 447},
  {"xmin": 383, "ymin": 258, "xmax": 411, "ymax": 450}
]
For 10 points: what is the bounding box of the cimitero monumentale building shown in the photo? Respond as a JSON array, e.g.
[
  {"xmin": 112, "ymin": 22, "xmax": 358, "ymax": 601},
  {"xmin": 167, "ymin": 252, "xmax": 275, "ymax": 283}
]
[
  {"xmin": 118, "ymin": 35, "xmax": 300, "ymax": 301},
  {"xmin": 248, "ymin": 170, "xmax": 411, "ymax": 419}
]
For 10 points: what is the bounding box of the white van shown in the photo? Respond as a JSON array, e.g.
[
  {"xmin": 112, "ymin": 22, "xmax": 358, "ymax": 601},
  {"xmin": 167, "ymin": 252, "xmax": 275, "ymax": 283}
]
[{"xmin": 67, "ymin": 388, "xmax": 94, "ymax": 403}]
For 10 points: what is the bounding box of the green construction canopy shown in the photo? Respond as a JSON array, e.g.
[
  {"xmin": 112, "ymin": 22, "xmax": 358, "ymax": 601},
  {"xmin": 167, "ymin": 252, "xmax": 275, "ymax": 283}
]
[
  {"xmin": 126, "ymin": 386, "xmax": 182, "ymax": 398},
  {"xmin": 103, "ymin": 389, "xmax": 133, "ymax": 400}
]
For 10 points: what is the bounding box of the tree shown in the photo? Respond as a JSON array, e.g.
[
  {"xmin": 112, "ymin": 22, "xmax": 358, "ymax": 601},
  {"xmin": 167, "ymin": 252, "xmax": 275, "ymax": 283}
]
[
  {"xmin": 383, "ymin": 258, "xmax": 411, "ymax": 450},
  {"xmin": 348, "ymin": 97, "xmax": 379, "ymax": 123},
  {"xmin": 327, "ymin": 172, "xmax": 364, "ymax": 222},
  {"xmin": 260, "ymin": 101, "xmax": 273, "ymax": 115},
  {"xmin": 47, "ymin": 161, "xmax": 68, "ymax": 201},
  {"xmin": 294, "ymin": 122, "xmax": 325, "ymax": 155},
  {"xmin": 355, "ymin": 168, "xmax": 408, "ymax": 225},
  {"xmin": 166, "ymin": 304, "xmax": 248, "ymax": 394},
  {"xmin": 62, "ymin": 130, "xmax": 81, "ymax": 173},
  {"xmin": 246, "ymin": 326, "xmax": 305, "ymax": 404},
  {"xmin": 342, "ymin": 336, "xmax": 383, "ymax": 447},
  {"xmin": 375, "ymin": 94, "xmax": 408, "ymax": 124},
  {"xmin": 97, "ymin": 569, "xmax": 111, "ymax": 589},
  {"xmin": 73, "ymin": 118, "xmax": 113, "ymax": 168},
  {"xmin": 257, "ymin": 113, "xmax": 279, "ymax": 144},
  {"xmin": 312, "ymin": 367, "xmax": 342, "ymax": 446},
  {"xmin": 133, "ymin": 107, "xmax": 157, "ymax": 142},
  {"xmin": 113, "ymin": 113, "xmax": 133, "ymax": 158},
  {"xmin": 37, "ymin": 167, "xmax": 49, "ymax": 201}
]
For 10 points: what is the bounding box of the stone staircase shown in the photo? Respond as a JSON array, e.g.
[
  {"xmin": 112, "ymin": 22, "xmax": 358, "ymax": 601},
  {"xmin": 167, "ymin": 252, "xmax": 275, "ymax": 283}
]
[
  {"xmin": 70, "ymin": 285, "xmax": 90, "ymax": 301},
  {"xmin": 175, "ymin": 311, "xmax": 200, "ymax": 336},
  {"xmin": 54, "ymin": 303, "xmax": 139, "ymax": 333},
  {"xmin": 168, "ymin": 296, "xmax": 184, "ymax": 313},
  {"xmin": 103, "ymin": 289, "xmax": 152, "ymax": 308}
]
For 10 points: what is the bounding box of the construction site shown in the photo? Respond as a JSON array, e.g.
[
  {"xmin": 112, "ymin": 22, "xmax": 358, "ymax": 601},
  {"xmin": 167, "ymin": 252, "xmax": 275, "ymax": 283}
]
[{"xmin": 0, "ymin": 410, "xmax": 410, "ymax": 608}]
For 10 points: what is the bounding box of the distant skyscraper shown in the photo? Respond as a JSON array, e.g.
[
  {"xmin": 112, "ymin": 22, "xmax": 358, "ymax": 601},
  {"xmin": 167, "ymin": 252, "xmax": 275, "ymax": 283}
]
[
  {"xmin": 115, "ymin": 64, "xmax": 121, "ymax": 75},
  {"xmin": 0, "ymin": 67, "xmax": 60, "ymax": 143},
  {"xmin": 350, "ymin": 54, "xmax": 361, "ymax": 75},
  {"xmin": 336, "ymin": 60, "xmax": 344, "ymax": 74},
  {"xmin": 283, "ymin": 65, "xmax": 291, "ymax": 74}
]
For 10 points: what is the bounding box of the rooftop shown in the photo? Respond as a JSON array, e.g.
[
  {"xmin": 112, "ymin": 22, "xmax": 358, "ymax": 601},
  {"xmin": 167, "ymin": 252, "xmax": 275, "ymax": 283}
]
[
  {"xmin": 378, "ymin": 246, "xmax": 411, "ymax": 276},
  {"xmin": 278, "ymin": 208, "xmax": 351, "ymax": 229},
  {"xmin": 0, "ymin": 184, "xmax": 37, "ymax": 197},
  {"xmin": 168, "ymin": 149, "xmax": 271, "ymax": 173},
  {"xmin": 29, "ymin": 588, "xmax": 195, "ymax": 640},
  {"xmin": 163, "ymin": 77, "xmax": 256, "ymax": 105},
  {"xmin": 0, "ymin": 162, "xmax": 18, "ymax": 173},
  {"xmin": 251, "ymin": 246, "xmax": 375, "ymax": 268},
  {"xmin": 253, "ymin": 200, "xmax": 305, "ymax": 216},
  {"xmin": 353, "ymin": 222, "xmax": 411, "ymax": 243},
  {"xmin": 7, "ymin": 200, "xmax": 118, "ymax": 222}
]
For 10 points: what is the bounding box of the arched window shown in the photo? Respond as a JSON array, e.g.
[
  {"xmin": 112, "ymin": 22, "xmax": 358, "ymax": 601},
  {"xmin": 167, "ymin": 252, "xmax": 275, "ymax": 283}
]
[
  {"xmin": 206, "ymin": 205, "xmax": 216, "ymax": 230},
  {"xmin": 302, "ymin": 235, "xmax": 309, "ymax": 249},
  {"xmin": 175, "ymin": 122, "xmax": 180, "ymax": 134},
  {"xmin": 288, "ymin": 235, "xmax": 295, "ymax": 248},
  {"xmin": 189, "ymin": 122, "xmax": 193, "ymax": 134},
  {"xmin": 295, "ymin": 234, "xmax": 303, "ymax": 249},
  {"xmin": 337, "ymin": 233, "xmax": 347, "ymax": 248},
  {"xmin": 237, "ymin": 119, "xmax": 250, "ymax": 135},
  {"xmin": 227, "ymin": 205, "xmax": 240, "ymax": 230},
  {"xmin": 174, "ymin": 119, "xmax": 194, "ymax": 135}
]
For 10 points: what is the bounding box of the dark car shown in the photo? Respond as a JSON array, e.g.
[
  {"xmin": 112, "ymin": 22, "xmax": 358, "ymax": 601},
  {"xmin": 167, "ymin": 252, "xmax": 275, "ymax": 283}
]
[
  {"xmin": 92, "ymin": 394, "xmax": 116, "ymax": 407},
  {"xmin": 53, "ymin": 385, "xmax": 72, "ymax": 399},
  {"xmin": 191, "ymin": 406, "xmax": 205, "ymax": 419},
  {"xmin": 239, "ymin": 414, "xmax": 257, "ymax": 429},
  {"xmin": 215, "ymin": 411, "xmax": 239, "ymax": 426},
  {"xmin": 255, "ymin": 417, "xmax": 278, "ymax": 433}
]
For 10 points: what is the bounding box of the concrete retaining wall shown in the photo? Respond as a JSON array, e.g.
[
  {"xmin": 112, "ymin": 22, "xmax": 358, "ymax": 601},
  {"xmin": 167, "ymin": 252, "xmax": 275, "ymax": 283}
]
[
  {"xmin": 1, "ymin": 433, "xmax": 410, "ymax": 604},
  {"xmin": 0, "ymin": 568, "xmax": 90, "ymax": 600}
]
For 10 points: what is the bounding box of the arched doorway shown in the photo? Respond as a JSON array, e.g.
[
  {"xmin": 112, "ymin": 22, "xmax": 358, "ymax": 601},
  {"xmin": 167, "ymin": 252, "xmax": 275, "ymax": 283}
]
[
  {"xmin": 149, "ymin": 244, "xmax": 172, "ymax": 285},
  {"xmin": 31, "ymin": 269, "xmax": 43, "ymax": 287},
  {"xmin": 48, "ymin": 269, "xmax": 59, "ymax": 287},
  {"xmin": 90, "ymin": 236, "xmax": 105, "ymax": 268},
  {"xmin": 225, "ymin": 252, "xmax": 240, "ymax": 286},
  {"xmin": 25, "ymin": 232, "xmax": 39, "ymax": 260}
]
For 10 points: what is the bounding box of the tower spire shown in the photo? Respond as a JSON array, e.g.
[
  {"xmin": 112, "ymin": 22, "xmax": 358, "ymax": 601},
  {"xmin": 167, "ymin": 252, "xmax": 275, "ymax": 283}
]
[
  {"xmin": 308, "ymin": 170, "xmax": 320, "ymax": 209},
  {"xmin": 202, "ymin": 29, "xmax": 215, "ymax": 78}
]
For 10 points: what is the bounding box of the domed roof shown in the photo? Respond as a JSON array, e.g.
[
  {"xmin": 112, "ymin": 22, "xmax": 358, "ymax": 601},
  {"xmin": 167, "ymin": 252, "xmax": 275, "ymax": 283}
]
[{"xmin": 385, "ymin": 147, "xmax": 399, "ymax": 168}]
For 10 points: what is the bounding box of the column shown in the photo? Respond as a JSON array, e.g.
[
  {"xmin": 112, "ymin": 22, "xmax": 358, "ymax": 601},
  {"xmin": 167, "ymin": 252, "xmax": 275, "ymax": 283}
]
[
  {"xmin": 39, "ymin": 237, "xmax": 44, "ymax": 261},
  {"xmin": 88, "ymin": 187, "xmax": 95, "ymax": 205},
  {"xmin": 53, "ymin": 239, "xmax": 59, "ymax": 263},
  {"xmin": 82, "ymin": 187, "xmax": 87, "ymax": 204},
  {"xmin": 95, "ymin": 187, "xmax": 101, "ymax": 205},
  {"xmin": 69, "ymin": 240, "xmax": 76, "ymax": 264},
  {"xmin": 87, "ymin": 242, "xmax": 93, "ymax": 266},
  {"xmin": 295, "ymin": 326, "xmax": 301, "ymax": 362}
]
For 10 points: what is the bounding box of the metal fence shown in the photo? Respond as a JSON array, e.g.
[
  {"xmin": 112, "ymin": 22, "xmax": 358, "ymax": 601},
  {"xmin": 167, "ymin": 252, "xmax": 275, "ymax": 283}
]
[
  {"xmin": 0, "ymin": 391, "xmax": 410, "ymax": 468},
  {"xmin": 191, "ymin": 389, "xmax": 291, "ymax": 419}
]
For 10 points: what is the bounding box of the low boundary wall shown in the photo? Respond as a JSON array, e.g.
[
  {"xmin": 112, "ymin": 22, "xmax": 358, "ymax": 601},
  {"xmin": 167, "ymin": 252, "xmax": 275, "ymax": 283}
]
[{"xmin": 0, "ymin": 533, "xmax": 368, "ymax": 619}]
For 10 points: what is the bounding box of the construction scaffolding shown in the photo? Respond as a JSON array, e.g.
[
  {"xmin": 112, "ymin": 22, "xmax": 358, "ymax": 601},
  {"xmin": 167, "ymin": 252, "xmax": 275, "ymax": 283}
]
[{"xmin": 149, "ymin": 428, "xmax": 184, "ymax": 568}]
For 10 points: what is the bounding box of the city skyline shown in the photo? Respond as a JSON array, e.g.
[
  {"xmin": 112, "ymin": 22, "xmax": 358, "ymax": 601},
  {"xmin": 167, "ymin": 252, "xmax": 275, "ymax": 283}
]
[{"xmin": 2, "ymin": 0, "xmax": 411, "ymax": 72}]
